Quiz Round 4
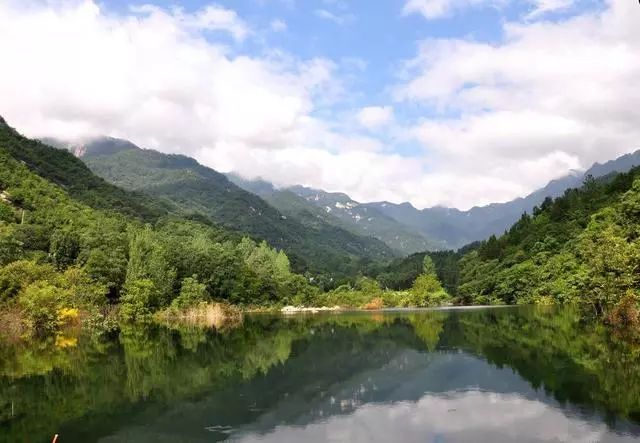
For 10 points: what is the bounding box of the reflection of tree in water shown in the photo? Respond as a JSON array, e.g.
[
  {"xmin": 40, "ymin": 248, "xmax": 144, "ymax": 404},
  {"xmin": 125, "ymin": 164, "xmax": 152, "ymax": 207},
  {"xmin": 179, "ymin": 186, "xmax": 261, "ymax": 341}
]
[
  {"xmin": 406, "ymin": 311, "xmax": 447, "ymax": 351},
  {"xmin": 2, "ymin": 309, "xmax": 640, "ymax": 442},
  {"xmin": 450, "ymin": 306, "xmax": 640, "ymax": 426}
]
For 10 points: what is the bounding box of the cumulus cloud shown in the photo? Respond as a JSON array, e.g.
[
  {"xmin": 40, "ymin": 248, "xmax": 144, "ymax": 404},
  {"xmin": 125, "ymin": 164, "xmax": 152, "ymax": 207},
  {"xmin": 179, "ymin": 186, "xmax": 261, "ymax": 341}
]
[
  {"xmin": 1, "ymin": 0, "xmax": 639, "ymax": 210},
  {"xmin": 357, "ymin": 106, "xmax": 394, "ymax": 129},
  {"xmin": 0, "ymin": 1, "xmax": 335, "ymax": 153},
  {"xmin": 270, "ymin": 18, "xmax": 287, "ymax": 32},
  {"xmin": 397, "ymin": 0, "xmax": 640, "ymax": 207},
  {"xmin": 402, "ymin": 0, "xmax": 502, "ymax": 19}
]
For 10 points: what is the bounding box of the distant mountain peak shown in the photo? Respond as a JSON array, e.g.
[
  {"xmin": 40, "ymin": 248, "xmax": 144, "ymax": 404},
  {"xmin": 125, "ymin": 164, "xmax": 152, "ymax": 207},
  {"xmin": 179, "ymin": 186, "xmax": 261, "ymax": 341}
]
[{"xmin": 42, "ymin": 135, "xmax": 141, "ymax": 158}]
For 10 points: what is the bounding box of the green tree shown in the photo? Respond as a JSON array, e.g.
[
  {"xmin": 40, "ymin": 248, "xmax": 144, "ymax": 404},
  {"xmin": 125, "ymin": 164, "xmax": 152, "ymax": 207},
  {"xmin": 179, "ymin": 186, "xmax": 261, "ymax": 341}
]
[{"xmin": 172, "ymin": 276, "xmax": 208, "ymax": 309}]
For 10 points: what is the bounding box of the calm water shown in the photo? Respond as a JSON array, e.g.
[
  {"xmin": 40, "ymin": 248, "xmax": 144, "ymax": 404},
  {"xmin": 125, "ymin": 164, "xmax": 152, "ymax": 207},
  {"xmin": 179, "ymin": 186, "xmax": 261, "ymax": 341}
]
[{"xmin": 2, "ymin": 306, "xmax": 640, "ymax": 443}]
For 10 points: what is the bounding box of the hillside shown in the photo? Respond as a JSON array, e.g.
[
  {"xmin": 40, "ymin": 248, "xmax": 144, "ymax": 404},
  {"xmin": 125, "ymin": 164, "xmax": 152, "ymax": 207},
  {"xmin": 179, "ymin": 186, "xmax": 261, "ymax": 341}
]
[
  {"xmin": 0, "ymin": 119, "xmax": 168, "ymax": 221},
  {"xmin": 58, "ymin": 138, "xmax": 395, "ymax": 279},
  {"xmin": 368, "ymin": 150, "xmax": 640, "ymax": 249},
  {"xmin": 454, "ymin": 168, "xmax": 640, "ymax": 319},
  {"xmin": 0, "ymin": 118, "xmax": 330, "ymax": 327},
  {"xmin": 229, "ymin": 175, "xmax": 440, "ymax": 254}
]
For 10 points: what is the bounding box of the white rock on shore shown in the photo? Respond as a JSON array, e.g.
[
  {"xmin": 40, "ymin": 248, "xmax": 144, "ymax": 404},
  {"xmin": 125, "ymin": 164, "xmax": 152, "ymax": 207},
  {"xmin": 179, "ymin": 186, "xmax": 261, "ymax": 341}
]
[{"xmin": 281, "ymin": 306, "xmax": 342, "ymax": 314}]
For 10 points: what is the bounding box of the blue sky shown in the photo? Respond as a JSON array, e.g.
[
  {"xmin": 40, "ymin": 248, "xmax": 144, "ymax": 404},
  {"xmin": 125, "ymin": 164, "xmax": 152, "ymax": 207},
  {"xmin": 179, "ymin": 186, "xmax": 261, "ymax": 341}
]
[{"xmin": 0, "ymin": 0, "xmax": 638, "ymax": 209}]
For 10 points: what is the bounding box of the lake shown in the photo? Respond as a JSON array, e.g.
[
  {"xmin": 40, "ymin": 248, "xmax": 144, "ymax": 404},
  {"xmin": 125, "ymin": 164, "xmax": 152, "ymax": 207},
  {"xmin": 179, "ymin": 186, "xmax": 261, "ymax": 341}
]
[{"xmin": 2, "ymin": 306, "xmax": 640, "ymax": 442}]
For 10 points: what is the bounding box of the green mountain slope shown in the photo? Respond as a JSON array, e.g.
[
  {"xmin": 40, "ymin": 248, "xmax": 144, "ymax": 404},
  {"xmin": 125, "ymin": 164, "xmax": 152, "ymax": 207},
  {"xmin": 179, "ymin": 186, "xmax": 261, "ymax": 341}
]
[
  {"xmin": 454, "ymin": 168, "xmax": 640, "ymax": 320},
  {"xmin": 228, "ymin": 175, "xmax": 439, "ymax": 254},
  {"xmin": 0, "ymin": 121, "xmax": 168, "ymax": 221},
  {"xmin": 63, "ymin": 139, "xmax": 394, "ymax": 278},
  {"xmin": 0, "ymin": 117, "xmax": 324, "ymax": 321}
]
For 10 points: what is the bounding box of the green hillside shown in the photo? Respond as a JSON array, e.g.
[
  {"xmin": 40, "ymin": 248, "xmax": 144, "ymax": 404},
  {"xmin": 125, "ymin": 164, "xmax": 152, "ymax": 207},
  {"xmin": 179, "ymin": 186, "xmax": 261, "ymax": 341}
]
[
  {"xmin": 0, "ymin": 119, "xmax": 325, "ymax": 335},
  {"xmin": 0, "ymin": 120, "xmax": 168, "ymax": 221},
  {"xmin": 80, "ymin": 145, "xmax": 394, "ymax": 279},
  {"xmin": 453, "ymin": 169, "xmax": 640, "ymax": 323}
]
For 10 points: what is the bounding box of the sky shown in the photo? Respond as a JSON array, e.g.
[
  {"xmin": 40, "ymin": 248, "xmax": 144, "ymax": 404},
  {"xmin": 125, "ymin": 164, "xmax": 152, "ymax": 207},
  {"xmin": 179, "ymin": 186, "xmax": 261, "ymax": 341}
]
[{"xmin": 0, "ymin": 0, "xmax": 639, "ymax": 210}]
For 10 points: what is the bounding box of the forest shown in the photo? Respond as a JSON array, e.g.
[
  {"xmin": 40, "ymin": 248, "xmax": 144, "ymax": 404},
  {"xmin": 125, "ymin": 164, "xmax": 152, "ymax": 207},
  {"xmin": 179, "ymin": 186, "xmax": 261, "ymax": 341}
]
[
  {"xmin": 1, "ymin": 116, "xmax": 640, "ymax": 339},
  {"xmin": 0, "ymin": 119, "xmax": 448, "ymax": 338}
]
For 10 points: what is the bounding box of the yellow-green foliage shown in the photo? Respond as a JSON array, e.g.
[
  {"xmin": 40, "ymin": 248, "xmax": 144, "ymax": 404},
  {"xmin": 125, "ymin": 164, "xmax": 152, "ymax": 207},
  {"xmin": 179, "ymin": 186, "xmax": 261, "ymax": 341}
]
[{"xmin": 457, "ymin": 170, "xmax": 640, "ymax": 320}]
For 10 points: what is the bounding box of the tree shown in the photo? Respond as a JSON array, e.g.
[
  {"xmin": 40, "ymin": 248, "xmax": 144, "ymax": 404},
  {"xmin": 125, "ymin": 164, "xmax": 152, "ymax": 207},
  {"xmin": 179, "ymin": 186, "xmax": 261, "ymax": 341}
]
[
  {"xmin": 422, "ymin": 255, "xmax": 436, "ymax": 276},
  {"xmin": 172, "ymin": 276, "xmax": 208, "ymax": 309},
  {"xmin": 50, "ymin": 229, "xmax": 80, "ymax": 269},
  {"xmin": 120, "ymin": 279, "xmax": 156, "ymax": 320}
]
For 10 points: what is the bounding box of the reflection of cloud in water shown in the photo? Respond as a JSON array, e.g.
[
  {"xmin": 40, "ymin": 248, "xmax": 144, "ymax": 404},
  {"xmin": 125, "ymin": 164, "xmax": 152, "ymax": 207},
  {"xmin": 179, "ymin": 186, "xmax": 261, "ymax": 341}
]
[{"xmin": 233, "ymin": 390, "xmax": 637, "ymax": 443}]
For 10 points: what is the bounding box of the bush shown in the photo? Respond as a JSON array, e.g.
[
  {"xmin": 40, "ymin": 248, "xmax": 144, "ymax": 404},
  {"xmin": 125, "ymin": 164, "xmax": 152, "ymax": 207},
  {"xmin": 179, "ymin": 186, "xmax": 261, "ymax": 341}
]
[
  {"xmin": 0, "ymin": 260, "xmax": 56, "ymax": 301},
  {"xmin": 18, "ymin": 282, "xmax": 71, "ymax": 334},
  {"xmin": 410, "ymin": 274, "xmax": 451, "ymax": 307},
  {"xmin": 172, "ymin": 276, "xmax": 208, "ymax": 309},
  {"xmin": 120, "ymin": 279, "xmax": 156, "ymax": 320}
]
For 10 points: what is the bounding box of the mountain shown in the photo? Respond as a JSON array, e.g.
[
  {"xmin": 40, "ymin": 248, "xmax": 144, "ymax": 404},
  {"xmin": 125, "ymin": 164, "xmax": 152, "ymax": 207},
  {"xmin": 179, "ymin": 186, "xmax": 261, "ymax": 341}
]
[
  {"xmin": 367, "ymin": 151, "xmax": 640, "ymax": 250},
  {"xmin": 231, "ymin": 148, "xmax": 640, "ymax": 252},
  {"xmin": 228, "ymin": 175, "xmax": 440, "ymax": 254},
  {"xmin": 1, "ymin": 125, "xmax": 168, "ymax": 221},
  {"xmin": 51, "ymin": 137, "xmax": 395, "ymax": 277},
  {"xmin": 453, "ymin": 162, "xmax": 640, "ymax": 315}
]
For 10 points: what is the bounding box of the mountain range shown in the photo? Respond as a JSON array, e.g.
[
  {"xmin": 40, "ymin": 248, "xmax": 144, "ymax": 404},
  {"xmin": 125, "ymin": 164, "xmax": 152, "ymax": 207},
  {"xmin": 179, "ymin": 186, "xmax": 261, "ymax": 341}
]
[
  {"xmin": 44, "ymin": 135, "xmax": 394, "ymax": 278},
  {"xmin": 47, "ymin": 133, "xmax": 640, "ymax": 254},
  {"xmin": 231, "ymin": 149, "xmax": 640, "ymax": 250}
]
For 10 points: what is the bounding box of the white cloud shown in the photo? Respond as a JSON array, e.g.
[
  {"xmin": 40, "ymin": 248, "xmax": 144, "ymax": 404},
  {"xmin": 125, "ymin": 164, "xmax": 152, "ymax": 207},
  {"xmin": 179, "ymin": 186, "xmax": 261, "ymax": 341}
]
[
  {"xmin": 402, "ymin": 0, "xmax": 575, "ymax": 20},
  {"xmin": 1, "ymin": 0, "xmax": 639, "ymax": 211},
  {"xmin": 396, "ymin": 0, "xmax": 640, "ymax": 207},
  {"xmin": 131, "ymin": 3, "xmax": 250, "ymax": 41},
  {"xmin": 314, "ymin": 8, "xmax": 353, "ymax": 25},
  {"xmin": 356, "ymin": 106, "xmax": 394, "ymax": 129},
  {"xmin": 526, "ymin": 0, "xmax": 575, "ymax": 19},
  {"xmin": 0, "ymin": 1, "xmax": 336, "ymax": 152},
  {"xmin": 270, "ymin": 18, "xmax": 287, "ymax": 32},
  {"xmin": 402, "ymin": 0, "xmax": 502, "ymax": 19}
]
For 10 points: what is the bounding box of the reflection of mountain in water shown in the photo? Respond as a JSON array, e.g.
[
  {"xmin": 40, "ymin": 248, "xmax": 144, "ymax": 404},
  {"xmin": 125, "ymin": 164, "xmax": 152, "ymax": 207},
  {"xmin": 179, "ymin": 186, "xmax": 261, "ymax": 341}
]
[
  {"xmin": 4, "ymin": 308, "xmax": 640, "ymax": 443},
  {"xmin": 96, "ymin": 313, "xmax": 640, "ymax": 442}
]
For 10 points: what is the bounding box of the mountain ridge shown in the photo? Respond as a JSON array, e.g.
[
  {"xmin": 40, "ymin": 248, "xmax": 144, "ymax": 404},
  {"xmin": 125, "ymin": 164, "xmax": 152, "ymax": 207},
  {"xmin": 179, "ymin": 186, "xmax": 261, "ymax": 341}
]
[
  {"xmin": 47, "ymin": 135, "xmax": 396, "ymax": 279},
  {"xmin": 231, "ymin": 148, "xmax": 640, "ymax": 250}
]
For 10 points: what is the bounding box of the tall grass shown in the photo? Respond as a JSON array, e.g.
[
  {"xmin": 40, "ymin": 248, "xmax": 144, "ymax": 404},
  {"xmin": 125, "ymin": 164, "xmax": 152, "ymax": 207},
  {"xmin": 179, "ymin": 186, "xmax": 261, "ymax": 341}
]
[{"xmin": 155, "ymin": 302, "xmax": 243, "ymax": 330}]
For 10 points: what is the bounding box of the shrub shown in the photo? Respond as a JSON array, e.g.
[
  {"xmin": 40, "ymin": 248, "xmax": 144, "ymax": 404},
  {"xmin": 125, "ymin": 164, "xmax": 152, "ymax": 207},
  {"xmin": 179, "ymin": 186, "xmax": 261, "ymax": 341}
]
[
  {"xmin": 172, "ymin": 276, "xmax": 208, "ymax": 309},
  {"xmin": 120, "ymin": 279, "xmax": 156, "ymax": 320},
  {"xmin": 18, "ymin": 282, "xmax": 71, "ymax": 334},
  {"xmin": 363, "ymin": 297, "xmax": 384, "ymax": 310},
  {"xmin": 0, "ymin": 260, "xmax": 56, "ymax": 301}
]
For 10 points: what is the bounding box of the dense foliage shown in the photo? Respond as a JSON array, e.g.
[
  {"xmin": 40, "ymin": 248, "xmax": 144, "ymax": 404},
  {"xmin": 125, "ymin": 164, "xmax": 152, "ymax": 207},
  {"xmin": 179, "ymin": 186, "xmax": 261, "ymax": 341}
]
[
  {"xmin": 453, "ymin": 169, "xmax": 640, "ymax": 323},
  {"xmin": 0, "ymin": 128, "xmax": 322, "ymax": 335},
  {"xmin": 82, "ymin": 147, "xmax": 395, "ymax": 280}
]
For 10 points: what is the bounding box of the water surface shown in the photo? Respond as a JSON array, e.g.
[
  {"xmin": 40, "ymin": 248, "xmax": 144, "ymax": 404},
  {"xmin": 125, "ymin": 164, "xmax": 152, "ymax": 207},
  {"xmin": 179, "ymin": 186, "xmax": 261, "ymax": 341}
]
[{"xmin": 2, "ymin": 306, "xmax": 640, "ymax": 442}]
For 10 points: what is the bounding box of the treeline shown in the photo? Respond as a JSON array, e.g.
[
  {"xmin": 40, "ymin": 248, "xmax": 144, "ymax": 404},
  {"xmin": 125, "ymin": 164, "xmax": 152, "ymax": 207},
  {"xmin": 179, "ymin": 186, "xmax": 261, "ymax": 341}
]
[
  {"xmin": 0, "ymin": 122, "xmax": 455, "ymax": 337},
  {"xmin": 0, "ymin": 143, "xmax": 317, "ymax": 334},
  {"xmin": 376, "ymin": 169, "xmax": 639, "ymax": 328}
]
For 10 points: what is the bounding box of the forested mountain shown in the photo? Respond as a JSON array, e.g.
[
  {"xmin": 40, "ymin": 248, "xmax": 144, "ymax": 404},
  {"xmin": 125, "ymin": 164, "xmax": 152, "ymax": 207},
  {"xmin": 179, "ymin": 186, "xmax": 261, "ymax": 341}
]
[
  {"xmin": 51, "ymin": 137, "xmax": 394, "ymax": 277},
  {"xmin": 452, "ymin": 167, "xmax": 640, "ymax": 321},
  {"xmin": 1, "ymin": 121, "xmax": 168, "ymax": 221},
  {"xmin": 367, "ymin": 150, "xmax": 640, "ymax": 249},
  {"xmin": 233, "ymin": 150, "xmax": 640, "ymax": 251},
  {"xmin": 371, "ymin": 165, "xmax": 640, "ymax": 324},
  {"xmin": 0, "ymin": 117, "xmax": 336, "ymax": 337},
  {"xmin": 229, "ymin": 175, "xmax": 439, "ymax": 254}
]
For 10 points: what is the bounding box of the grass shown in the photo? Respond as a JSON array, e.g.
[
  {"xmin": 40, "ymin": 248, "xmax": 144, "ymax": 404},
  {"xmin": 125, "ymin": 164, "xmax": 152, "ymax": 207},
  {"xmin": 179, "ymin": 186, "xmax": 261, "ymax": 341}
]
[
  {"xmin": 155, "ymin": 302, "xmax": 243, "ymax": 330},
  {"xmin": 0, "ymin": 305, "xmax": 27, "ymax": 342}
]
